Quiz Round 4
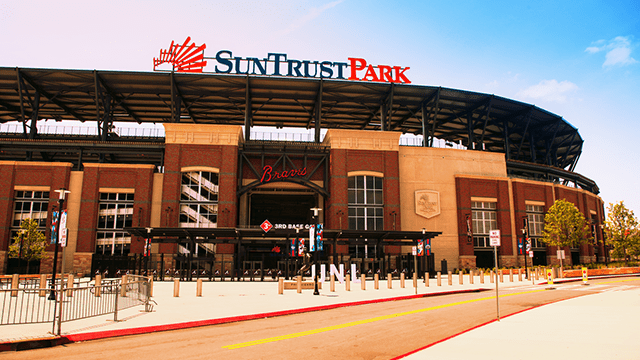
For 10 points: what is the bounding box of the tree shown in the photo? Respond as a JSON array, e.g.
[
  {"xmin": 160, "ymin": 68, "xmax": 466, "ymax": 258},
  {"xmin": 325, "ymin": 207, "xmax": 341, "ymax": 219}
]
[
  {"xmin": 603, "ymin": 201, "xmax": 640, "ymax": 262},
  {"xmin": 8, "ymin": 218, "xmax": 47, "ymax": 274},
  {"xmin": 541, "ymin": 199, "xmax": 592, "ymax": 249}
]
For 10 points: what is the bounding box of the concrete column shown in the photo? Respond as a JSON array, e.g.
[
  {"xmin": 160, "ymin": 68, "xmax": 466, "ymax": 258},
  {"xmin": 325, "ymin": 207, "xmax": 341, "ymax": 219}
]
[
  {"xmin": 11, "ymin": 274, "xmax": 19, "ymax": 297},
  {"xmin": 67, "ymin": 274, "xmax": 74, "ymax": 297},
  {"xmin": 39, "ymin": 274, "xmax": 47, "ymax": 297},
  {"xmin": 196, "ymin": 278, "xmax": 203, "ymax": 297},
  {"xmin": 121, "ymin": 275, "xmax": 128, "ymax": 297},
  {"xmin": 173, "ymin": 278, "xmax": 180, "ymax": 297}
]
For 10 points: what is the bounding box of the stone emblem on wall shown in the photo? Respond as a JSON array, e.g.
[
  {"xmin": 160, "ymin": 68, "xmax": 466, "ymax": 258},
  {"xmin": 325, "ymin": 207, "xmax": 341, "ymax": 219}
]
[{"xmin": 415, "ymin": 190, "xmax": 440, "ymax": 219}]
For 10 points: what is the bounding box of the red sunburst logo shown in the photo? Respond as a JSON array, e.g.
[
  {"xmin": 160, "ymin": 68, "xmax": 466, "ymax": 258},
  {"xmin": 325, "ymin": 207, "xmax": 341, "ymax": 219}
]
[{"xmin": 153, "ymin": 36, "xmax": 207, "ymax": 73}]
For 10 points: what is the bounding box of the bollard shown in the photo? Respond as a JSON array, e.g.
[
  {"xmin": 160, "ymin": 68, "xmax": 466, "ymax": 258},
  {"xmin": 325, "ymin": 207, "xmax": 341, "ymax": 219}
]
[
  {"xmin": 121, "ymin": 275, "xmax": 128, "ymax": 297},
  {"xmin": 536, "ymin": 268, "xmax": 540, "ymax": 280},
  {"xmin": 330, "ymin": 274, "xmax": 335, "ymax": 292},
  {"xmin": 173, "ymin": 278, "xmax": 180, "ymax": 297},
  {"xmin": 500, "ymin": 270, "xmax": 504, "ymax": 283},
  {"xmin": 196, "ymin": 278, "xmax": 203, "ymax": 297},
  {"xmin": 39, "ymin": 274, "xmax": 47, "ymax": 297},
  {"xmin": 400, "ymin": 273, "xmax": 405, "ymax": 288},
  {"xmin": 413, "ymin": 273, "xmax": 417, "ymax": 288},
  {"xmin": 469, "ymin": 271, "xmax": 474, "ymax": 284},
  {"xmin": 361, "ymin": 274, "xmax": 366, "ymax": 290},
  {"xmin": 67, "ymin": 274, "xmax": 74, "ymax": 297},
  {"xmin": 480, "ymin": 271, "xmax": 484, "ymax": 284},
  {"xmin": 518, "ymin": 269, "xmax": 522, "ymax": 282},
  {"xmin": 425, "ymin": 272, "xmax": 429, "ymax": 287},
  {"xmin": 509, "ymin": 269, "xmax": 513, "ymax": 282},
  {"xmin": 490, "ymin": 270, "xmax": 494, "ymax": 283},
  {"xmin": 458, "ymin": 271, "xmax": 463, "ymax": 285},
  {"xmin": 374, "ymin": 273, "xmax": 379, "ymax": 290},
  {"xmin": 278, "ymin": 278, "xmax": 284, "ymax": 294},
  {"xmin": 437, "ymin": 271, "xmax": 441, "ymax": 286},
  {"xmin": 297, "ymin": 276, "xmax": 302, "ymax": 294},
  {"xmin": 387, "ymin": 273, "xmax": 392, "ymax": 289},
  {"xmin": 11, "ymin": 274, "xmax": 19, "ymax": 297},
  {"xmin": 346, "ymin": 274, "xmax": 351, "ymax": 291},
  {"xmin": 448, "ymin": 271, "xmax": 452, "ymax": 286},
  {"xmin": 149, "ymin": 278, "xmax": 154, "ymax": 297}
]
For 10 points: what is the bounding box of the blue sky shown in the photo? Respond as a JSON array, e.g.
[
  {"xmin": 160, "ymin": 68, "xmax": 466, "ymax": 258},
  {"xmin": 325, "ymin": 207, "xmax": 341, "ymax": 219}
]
[{"xmin": 1, "ymin": 0, "xmax": 638, "ymax": 213}]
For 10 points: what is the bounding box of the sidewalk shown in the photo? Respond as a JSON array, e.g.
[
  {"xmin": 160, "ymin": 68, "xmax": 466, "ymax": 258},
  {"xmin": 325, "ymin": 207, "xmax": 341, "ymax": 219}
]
[
  {"xmin": 1, "ymin": 273, "xmax": 634, "ymax": 355},
  {"xmin": 401, "ymin": 284, "xmax": 640, "ymax": 360},
  {"xmin": 0, "ymin": 274, "xmax": 530, "ymax": 347}
]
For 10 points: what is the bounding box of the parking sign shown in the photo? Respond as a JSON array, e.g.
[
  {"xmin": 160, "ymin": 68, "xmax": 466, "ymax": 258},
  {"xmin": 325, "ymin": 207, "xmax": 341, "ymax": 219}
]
[{"xmin": 489, "ymin": 230, "xmax": 501, "ymax": 246}]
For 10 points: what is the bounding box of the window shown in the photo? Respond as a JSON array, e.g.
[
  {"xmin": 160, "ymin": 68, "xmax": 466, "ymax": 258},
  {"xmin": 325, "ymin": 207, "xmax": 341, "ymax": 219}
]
[
  {"xmin": 348, "ymin": 175, "xmax": 383, "ymax": 258},
  {"xmin": 526, "ymin": 204, "xmax": 545, "ymax": 248},
  {"xmin": 12, "ymin": 190, "xmax": 49, "ymax": 239},
  {"xmin": 179, "ymin": 171, "xmax": 218, "ymax": 228},
  {"xmin": 96, "ymin": 193, "xmax": 133, "ymax": 255},
  {"xmin": 472, "ymin": 201, "xmax": 497, "ymax": 248}
]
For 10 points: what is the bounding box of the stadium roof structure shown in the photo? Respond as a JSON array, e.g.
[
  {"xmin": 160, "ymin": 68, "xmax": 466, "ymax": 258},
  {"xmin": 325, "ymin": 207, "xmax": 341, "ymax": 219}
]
[{"xmin": 0, "ymin": 67, "xmax": 596, "ymax": 193}]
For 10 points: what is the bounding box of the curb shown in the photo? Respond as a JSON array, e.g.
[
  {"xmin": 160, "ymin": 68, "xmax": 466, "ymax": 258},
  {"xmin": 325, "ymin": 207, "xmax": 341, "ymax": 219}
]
[{"xmin": 0, "ymin": 287, "xmax": 489, "ymax": 352}]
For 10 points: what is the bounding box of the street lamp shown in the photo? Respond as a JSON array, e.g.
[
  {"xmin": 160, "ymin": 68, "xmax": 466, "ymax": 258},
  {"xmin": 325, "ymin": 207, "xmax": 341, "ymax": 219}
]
[
  {"xmin": 310, "ymin": 206, "xmax": 322, "ymax": 296},
  {"xmin": 49, "ymin": 188, "xmax": 70, "ymax": 300}
]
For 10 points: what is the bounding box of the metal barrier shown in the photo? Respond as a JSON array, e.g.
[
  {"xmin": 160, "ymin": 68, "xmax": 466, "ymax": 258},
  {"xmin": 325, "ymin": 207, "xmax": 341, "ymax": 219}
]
[{"xmin": 0, "ymin": 275, "xmax": 153, "ymax": 335}]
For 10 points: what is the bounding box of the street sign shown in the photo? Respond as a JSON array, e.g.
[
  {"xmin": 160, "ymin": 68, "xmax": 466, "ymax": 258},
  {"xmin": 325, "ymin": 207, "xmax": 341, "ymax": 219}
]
[
  {"xmin": 528, "ymin": 251, "xmax": 534, "ymax": 258},
  {"xmin": 582, "ymin": 267, "xmax": 588, "ymax": 284},
  {"xmin": 557, "ymin": 250, "xmax": 565, "ymax": 259},
  {"xmin": 260, "ymin": 220, "xmax": 273, "ymax": 232},
  {"xmin": 489, "ymin": 230, "xmax": 501, "ymax": 246},
  {"xmin": 412, "ymin": 246, "xmax": 417, "ymax": 256}
]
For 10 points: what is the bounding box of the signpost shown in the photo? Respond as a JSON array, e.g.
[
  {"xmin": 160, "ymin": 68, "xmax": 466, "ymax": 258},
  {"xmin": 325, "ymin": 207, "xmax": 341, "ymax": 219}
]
[{"xmin": 489, "ymin": 229, "xmax": 501, "ymax": 321}]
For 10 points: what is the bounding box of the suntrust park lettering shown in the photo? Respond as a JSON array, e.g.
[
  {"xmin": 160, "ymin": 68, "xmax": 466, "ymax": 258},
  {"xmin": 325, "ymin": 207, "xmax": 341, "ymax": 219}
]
[{"xmin": 213, "ymin": 51, "xmax": 411, "ymax": 84}]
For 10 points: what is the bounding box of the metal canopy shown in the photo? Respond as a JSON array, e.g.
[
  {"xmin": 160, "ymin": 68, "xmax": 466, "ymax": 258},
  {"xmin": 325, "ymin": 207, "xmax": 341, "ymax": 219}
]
[
  {"xmin": 125, "ymin": 227, "xmax": 441, "ymax": 244},
  {"xmin": 0, "ymin": 67, "xmax": 584, "ymax": 170}
]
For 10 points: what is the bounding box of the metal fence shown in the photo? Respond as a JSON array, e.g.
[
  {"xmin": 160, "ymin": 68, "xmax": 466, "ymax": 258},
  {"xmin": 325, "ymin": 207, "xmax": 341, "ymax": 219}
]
[{"xmin": 0, "ymin": 275, "xmax": 152, "ymax": 335}]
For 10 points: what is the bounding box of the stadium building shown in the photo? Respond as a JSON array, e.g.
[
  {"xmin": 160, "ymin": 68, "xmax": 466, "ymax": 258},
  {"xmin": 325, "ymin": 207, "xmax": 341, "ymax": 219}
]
[{"xmin": 0, "ymin": 59, "xmax": 605, "ymax": 278}]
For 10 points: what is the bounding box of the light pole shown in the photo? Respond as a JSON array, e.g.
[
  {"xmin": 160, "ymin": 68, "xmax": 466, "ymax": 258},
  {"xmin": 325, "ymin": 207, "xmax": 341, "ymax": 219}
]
[
  {"xmin": 49, "ymin": 188, "xmax": 70, "ymax": 300},
  {"xmin": 310, "ymin": 207, "xmax": 322, "ymax": 296}
]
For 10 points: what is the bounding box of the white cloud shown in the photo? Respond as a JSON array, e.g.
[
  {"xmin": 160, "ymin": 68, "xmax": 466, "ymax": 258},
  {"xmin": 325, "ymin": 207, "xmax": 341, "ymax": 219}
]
[
  {"xmin": 517, "ymin": 79, "xmax": 579, "ymax": 103},
  {"xmin": 276, "ymin": 0, "xmax": 345, "ymax": 37},
  {"xmin": 585, "ymin": 36, "xmax": 637, "ymax": 67}
]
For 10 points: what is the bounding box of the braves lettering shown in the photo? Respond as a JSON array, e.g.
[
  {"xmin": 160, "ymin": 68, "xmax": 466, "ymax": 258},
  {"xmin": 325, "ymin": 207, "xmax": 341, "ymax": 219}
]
[{"xmin": 260, "ymin": 165, "xmax": 307, "ymax": 183}]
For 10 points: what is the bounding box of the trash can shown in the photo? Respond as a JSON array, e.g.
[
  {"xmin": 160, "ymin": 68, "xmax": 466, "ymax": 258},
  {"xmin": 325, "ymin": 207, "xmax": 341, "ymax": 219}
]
[{"xmin": 440, "ymin": 259, "xmax": 448, "ymax": 274}]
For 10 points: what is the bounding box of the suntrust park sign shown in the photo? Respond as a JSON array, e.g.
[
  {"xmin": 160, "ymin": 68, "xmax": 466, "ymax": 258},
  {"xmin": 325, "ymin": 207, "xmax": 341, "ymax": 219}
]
[{"xmin": 154, "ymin": 37, "xmax": 411, "ymax": 84}]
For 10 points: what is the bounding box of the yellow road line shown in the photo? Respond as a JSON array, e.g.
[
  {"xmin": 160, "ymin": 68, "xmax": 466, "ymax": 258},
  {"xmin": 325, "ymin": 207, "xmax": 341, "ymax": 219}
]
[
  {"xmin": 593, "ymin": 278, "xmax": 640, "ymax": 285},
  {"xmin": 222, "ymin": 289, "xmax": 545, "ymax": 350}
]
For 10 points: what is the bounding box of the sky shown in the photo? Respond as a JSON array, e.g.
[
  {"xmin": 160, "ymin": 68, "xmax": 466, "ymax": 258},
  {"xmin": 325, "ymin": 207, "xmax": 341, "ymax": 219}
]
[{"xmin": 0, "ymin": 0, "xmax": 639, "ymax": 214}]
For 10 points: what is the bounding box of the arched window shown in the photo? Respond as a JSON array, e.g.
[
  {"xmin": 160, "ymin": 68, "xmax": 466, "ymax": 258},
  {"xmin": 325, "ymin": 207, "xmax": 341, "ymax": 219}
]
[{"xmin": 179, "ymin": 171, "xmax": 219, "ymax": 228}]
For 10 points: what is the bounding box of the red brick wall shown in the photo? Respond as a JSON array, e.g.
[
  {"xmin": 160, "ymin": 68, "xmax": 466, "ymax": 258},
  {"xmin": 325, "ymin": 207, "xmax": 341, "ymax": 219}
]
[
  {"xmin": 0, "ymin": 163, "xmax": 71, "ymax": 252},
  {"xmin": 76, "ymin": 165, "xmax": 154, "ymax": 254},
  {"xmin": 160, "ymin": 143, "xmax": 239, "ymax": 254},
  {"xmin": 326, "ymin": 148, "xmax": 401, "ymax": 233}
]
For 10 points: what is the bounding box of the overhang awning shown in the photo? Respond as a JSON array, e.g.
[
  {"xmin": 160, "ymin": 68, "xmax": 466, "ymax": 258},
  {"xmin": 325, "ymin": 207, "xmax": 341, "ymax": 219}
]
[{"xmin": 125, "ymin": 227, "xmax": 441, "ymax": 244}]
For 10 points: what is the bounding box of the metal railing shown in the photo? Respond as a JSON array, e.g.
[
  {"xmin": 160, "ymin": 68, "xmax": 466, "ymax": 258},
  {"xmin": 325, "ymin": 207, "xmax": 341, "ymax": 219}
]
[{"xmin": 0, "ymin": 275, "xmax": 152, "ymax": 335}]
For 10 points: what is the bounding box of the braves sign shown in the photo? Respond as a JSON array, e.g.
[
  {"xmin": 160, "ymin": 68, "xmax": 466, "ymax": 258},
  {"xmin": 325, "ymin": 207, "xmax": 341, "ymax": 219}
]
[{"xmin": 154, "ymin": 37, "xmax": 411, "ymax": 84}]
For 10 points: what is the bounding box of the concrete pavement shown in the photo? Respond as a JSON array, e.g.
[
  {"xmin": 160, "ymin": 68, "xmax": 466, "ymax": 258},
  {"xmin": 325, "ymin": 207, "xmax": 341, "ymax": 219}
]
[{"xmin": 0, "ymin": 273, "xmax": 637, "ymax": 358}]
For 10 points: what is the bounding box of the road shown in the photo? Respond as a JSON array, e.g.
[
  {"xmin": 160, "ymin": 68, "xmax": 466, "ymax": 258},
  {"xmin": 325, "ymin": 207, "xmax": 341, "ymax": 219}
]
[{"xmin": 4, "ymin": 279, "xmax": 638, "ymax": 360}]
